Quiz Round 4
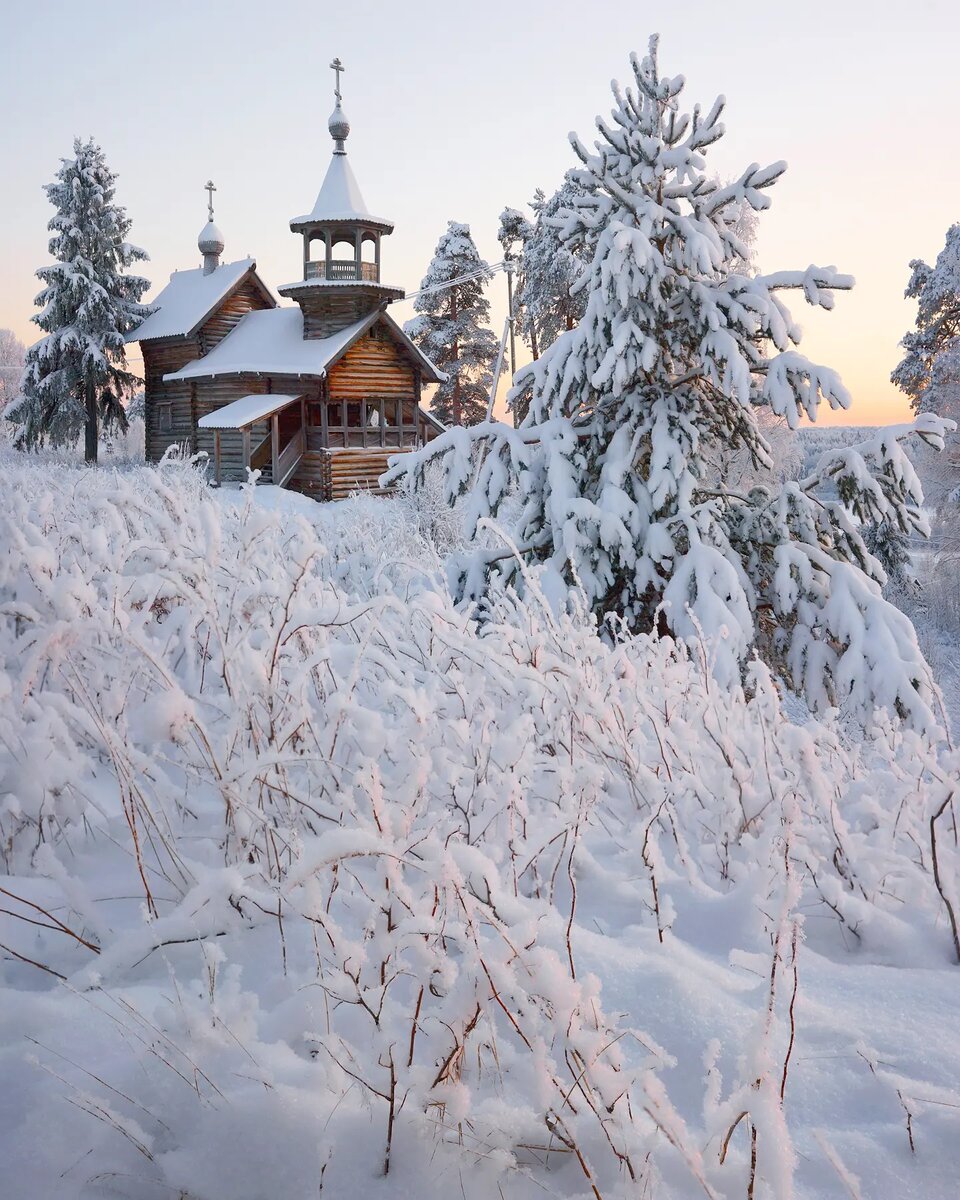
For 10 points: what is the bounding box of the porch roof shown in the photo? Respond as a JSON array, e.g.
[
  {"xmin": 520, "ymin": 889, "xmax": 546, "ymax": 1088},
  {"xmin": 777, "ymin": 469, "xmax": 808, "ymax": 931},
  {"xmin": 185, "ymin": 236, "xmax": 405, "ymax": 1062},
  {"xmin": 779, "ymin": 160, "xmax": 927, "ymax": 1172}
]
[{"xmin": 197, "ymin": 393, "xmax": 303, "ymax": 431}]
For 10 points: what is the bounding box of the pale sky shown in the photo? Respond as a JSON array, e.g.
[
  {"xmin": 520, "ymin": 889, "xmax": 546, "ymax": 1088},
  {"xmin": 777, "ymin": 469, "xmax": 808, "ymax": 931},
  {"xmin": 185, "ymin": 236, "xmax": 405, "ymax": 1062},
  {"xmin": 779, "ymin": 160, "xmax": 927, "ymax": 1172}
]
[{"xmin": 2, "ymin": 0, "xmax": 958, "ymax": 425}]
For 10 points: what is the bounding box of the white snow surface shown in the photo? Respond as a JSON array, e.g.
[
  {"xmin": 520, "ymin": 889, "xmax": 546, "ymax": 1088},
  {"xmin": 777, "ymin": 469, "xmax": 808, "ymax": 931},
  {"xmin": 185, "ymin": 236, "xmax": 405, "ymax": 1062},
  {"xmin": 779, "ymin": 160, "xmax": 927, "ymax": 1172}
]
[
  {"xmin": 0, "ymin": 455, "xmax": 959, "ymax": 1200},
  {"xmin": 128, "ymin": 259, "xmax": 262, "ymax": 343},
  {"xmin": 197, "ymin": 393, "xmax": 303, "ymax": 430},
  {"xmin": 290, "ymin": 152, "xmax": 393, "ymax": 229},
  {"xmin": 164, "ymin": 307, "xmax": 370, "ymax": 381}
]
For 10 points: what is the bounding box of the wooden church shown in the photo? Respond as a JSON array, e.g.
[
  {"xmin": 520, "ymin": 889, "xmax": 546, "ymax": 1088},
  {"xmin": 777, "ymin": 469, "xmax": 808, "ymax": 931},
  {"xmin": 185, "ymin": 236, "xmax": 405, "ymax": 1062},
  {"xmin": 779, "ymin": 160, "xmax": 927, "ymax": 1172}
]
[{"xmin": 130, "ymin": 61, "xmax": 444, "ymax": 501}]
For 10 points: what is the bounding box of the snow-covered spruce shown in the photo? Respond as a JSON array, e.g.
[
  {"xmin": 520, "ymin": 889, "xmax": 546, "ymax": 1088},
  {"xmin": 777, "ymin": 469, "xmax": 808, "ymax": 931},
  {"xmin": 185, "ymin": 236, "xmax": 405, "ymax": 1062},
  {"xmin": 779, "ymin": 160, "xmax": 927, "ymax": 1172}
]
[
  {"xmin": 1, "ymin": 455, "xmax": 959, "ymax": 1199},
  {"xmin": 405, "ymin": 221, "xmax": 499, "ymax": 426},
  {"xmin": 387, "ymin": 39, "xmax": 955, "ymax": 731},
  {"xmin": 8, "ymin": 138, "xmax": 151, "ymax": 462}
]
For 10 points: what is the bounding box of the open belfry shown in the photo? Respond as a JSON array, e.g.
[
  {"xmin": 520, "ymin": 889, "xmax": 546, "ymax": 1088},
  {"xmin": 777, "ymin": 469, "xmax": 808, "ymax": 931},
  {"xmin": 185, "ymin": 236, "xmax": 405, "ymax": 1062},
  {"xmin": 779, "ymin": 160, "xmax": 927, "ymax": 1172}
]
[{"xmin": 129, "ymin": 58, "xmax": 444, "ymax": 499}]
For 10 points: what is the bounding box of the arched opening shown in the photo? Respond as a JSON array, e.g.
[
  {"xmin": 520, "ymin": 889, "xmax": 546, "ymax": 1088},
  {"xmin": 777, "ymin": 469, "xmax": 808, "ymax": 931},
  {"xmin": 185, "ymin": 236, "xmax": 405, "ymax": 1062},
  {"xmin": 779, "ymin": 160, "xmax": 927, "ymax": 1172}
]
[
  {"xmin": 304, "ymin": 232, "xmax": 328, "ymax": 279},
  {"xmin": 329, "ymin": 234, "xmax": 358, "ymax": 280},
  {"xmin": 360, "ymin": 232, "xmax": 379, "ymax": 282}
]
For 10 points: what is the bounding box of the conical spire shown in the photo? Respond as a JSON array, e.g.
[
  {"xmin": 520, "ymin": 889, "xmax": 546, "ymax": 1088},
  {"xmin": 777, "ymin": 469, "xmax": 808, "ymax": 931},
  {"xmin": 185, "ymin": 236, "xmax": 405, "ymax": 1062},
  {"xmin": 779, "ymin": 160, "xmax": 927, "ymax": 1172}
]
[{"xmin": 288, "ymin": 57, "xmax": 393, "ymax": 232}]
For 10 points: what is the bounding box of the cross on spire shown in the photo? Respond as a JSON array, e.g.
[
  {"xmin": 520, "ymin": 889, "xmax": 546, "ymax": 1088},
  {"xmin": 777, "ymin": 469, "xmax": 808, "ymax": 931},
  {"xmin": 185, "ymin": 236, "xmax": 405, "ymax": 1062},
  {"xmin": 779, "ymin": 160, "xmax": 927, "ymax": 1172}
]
[
  {"xmin": 205, "ymin": 179, "xmax": 216, "ymax": 222},
  {"xmin": 330, "ymin": 57, "xmax": 345, "ymax": 103}
]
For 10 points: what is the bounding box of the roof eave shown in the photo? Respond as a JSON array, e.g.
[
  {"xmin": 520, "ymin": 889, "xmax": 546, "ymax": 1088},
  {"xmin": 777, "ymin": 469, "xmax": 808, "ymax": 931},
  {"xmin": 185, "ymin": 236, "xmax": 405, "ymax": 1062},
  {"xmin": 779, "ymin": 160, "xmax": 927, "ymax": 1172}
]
[
  {"xmin": 130, "ymin": 260, "xmax": 276, "ymax": 345},
  {"xmin": 289, "ymin": 214, "xmax": 395, "ymax": 234}
]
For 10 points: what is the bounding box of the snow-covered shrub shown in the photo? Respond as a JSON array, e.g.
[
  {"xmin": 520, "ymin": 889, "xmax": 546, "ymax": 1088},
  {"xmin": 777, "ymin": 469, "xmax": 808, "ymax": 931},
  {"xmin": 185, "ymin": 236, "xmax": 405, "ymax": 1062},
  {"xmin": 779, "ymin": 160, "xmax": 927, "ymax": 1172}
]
[{"xmin": 1, "ymin": 456, "xmax": 959, "ymax": 1199}]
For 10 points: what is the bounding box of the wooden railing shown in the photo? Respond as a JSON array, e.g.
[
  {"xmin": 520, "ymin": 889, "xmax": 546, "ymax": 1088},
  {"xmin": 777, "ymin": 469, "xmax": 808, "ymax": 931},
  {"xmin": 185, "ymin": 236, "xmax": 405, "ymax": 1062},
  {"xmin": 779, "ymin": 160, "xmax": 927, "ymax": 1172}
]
[
  {"xmin": 304, "ymin": 260, "xmax": 379, "ymax": 282},
  {"xmin": 250, "ymin": 433, "xmax": 273, "ymax": 477},
  {"xmin": 275, "ymin": 427, "xmax": 305, "ymax": 487}
]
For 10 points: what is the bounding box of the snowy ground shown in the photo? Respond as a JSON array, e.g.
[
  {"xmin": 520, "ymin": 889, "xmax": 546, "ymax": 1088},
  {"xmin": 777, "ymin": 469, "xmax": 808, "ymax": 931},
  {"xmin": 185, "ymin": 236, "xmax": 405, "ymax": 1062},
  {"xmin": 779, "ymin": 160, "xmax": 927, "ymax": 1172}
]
[{"xmin": 1, "ymin": 457, "xmax": 958, "ymax": 1200}]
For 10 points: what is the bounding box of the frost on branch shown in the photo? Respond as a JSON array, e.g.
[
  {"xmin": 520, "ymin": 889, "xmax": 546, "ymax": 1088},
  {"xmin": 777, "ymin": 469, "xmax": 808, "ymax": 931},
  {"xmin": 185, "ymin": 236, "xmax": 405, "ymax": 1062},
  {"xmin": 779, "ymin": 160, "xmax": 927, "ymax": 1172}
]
[{"xmin": 387, "ymin": 37, "xmax": 952, "ymax": 731}]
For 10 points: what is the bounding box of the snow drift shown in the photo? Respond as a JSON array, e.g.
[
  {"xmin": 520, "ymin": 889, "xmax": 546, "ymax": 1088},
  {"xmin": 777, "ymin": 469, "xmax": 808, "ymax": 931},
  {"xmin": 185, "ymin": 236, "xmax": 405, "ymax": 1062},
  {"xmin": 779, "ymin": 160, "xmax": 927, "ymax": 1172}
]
[{"xmin": 0, "ymin": 454, "xmax": 958, "ymax": 1199}]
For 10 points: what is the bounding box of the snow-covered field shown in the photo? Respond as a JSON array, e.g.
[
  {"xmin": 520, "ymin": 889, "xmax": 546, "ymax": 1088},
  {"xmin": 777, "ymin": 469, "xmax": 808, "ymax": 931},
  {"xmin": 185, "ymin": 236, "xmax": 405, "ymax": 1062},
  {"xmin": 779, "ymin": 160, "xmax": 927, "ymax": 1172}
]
[{"xmin": 1, "ymin": 455, "xmax": 959, "ymax": 1200}]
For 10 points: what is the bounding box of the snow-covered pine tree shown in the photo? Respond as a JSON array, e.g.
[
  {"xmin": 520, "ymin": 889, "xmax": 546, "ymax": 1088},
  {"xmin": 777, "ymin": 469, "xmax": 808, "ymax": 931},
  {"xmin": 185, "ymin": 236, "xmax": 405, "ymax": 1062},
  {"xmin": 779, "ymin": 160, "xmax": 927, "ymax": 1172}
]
[
  {"xmin": 405, "ymin": 222, "xmax": 499, "ymax": 426},
  {"xmin": 893, "ymin": 223, "xmax": 960, "ymax": 409},
  {"xmin": 499, "ymin": 174, "xmax": 591, "ymax": 422},
  {"xmin": 9, "ymin": 138, "xmax": 151, "ymax": 462},
  {"xmin": 388, "ymin": 38, "xmax": 954, "ymax": 730},
  {"xmin": 892, "ymin": 225, "xmax": 960, "ymax": 509},
  {"xmin": 498, "ymin": 173, "xmax": 591, "ymax": 362}
]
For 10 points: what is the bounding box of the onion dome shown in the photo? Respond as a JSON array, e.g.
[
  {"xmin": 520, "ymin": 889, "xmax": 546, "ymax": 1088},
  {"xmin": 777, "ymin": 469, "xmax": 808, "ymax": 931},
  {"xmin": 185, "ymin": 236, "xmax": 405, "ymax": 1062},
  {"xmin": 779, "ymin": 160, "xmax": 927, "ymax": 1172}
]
[
  {"xmin": 329, "ymin": 102, "xmax": 350, "ymax": 154},
  {"xmin": 198, "ymin": 220, "xmax": 225, "ymax": 257}
]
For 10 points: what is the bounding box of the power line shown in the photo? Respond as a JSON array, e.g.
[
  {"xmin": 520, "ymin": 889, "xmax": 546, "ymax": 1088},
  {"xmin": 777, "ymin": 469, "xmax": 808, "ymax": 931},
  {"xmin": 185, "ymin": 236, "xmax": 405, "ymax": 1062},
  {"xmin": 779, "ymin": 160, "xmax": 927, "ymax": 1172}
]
[{"xmin": 398, "ymin": 260, "xmax": 506, "ymax": 304}]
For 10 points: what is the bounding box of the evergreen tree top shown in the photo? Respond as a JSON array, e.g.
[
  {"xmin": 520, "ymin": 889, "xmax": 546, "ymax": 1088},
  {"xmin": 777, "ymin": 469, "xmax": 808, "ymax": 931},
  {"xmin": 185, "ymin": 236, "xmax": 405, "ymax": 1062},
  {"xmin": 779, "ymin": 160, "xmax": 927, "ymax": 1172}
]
[
  {"xmin": 893, "ymin": 223, "xmax": 960, "ymax": 409},
  {"xmin": 412, "ymin": 222, "xmax": 493, "ymax": 321},
  {"xmin": 33, "ymin": 137, "xmax": 151, "ymax": 340}
]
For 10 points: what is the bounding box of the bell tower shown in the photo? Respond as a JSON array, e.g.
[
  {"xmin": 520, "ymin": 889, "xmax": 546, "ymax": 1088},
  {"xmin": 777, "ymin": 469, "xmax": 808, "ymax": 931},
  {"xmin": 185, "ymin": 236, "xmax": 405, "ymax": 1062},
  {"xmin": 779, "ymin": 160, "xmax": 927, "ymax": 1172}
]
[{"xmin": 280, "ymin": 58, "xmax": 403, "ymax": 338}]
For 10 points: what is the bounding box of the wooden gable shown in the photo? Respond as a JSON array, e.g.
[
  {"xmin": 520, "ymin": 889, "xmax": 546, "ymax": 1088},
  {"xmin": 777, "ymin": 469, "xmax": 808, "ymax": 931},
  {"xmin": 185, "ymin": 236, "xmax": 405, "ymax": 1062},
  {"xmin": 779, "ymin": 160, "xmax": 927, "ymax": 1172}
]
[
  {"xmin": 326, "ymin": 323, "xmax": 419, "ymax": 401},
  {"xmin": 198, "ymin": 275, "xmax": 275, "ymax": 353}
]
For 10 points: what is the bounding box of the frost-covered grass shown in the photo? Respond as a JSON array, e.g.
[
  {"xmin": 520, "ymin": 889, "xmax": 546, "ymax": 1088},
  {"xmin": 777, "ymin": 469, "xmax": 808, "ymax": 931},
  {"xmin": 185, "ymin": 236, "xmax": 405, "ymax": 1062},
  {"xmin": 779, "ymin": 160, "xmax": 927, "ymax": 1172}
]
[{"xmin": 1, "ymin": 455, "xmax": 959, "ymax": 1200}]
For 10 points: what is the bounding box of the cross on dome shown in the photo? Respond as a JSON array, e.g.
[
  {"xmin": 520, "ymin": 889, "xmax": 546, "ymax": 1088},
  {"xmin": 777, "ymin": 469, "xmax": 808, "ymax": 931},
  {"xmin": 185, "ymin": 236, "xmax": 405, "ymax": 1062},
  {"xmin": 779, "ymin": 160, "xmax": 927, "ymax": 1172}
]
[
  {"xmin": 198, "ymin": 178, "xmax": 225, "ymax": 273},
  {"xmin": 328, "ymin": 56, "xmax": 350, "ymax": 154},
  {"xmin": 330, "ymin": 57, "xmax": 345, "ymax": 101}
]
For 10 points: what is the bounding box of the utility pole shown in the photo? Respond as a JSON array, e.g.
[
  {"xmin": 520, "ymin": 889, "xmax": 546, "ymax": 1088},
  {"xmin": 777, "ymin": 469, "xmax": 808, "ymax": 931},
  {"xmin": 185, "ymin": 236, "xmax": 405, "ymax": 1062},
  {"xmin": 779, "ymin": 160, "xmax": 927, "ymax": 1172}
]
[
  {"xmin": 504, "ymin": 253, "xmax": 517, "ymax": 381},
  {"xmin": 451, "ymin": 286, "xmax": 461, "ymax": 426}
]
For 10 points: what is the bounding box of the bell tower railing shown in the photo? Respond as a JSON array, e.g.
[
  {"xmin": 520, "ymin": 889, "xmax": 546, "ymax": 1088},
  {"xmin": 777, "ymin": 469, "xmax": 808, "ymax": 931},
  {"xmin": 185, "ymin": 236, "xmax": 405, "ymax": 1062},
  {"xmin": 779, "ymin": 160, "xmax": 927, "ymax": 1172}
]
[{"xmin": 304, "ymin": 260, "xmax": 379, "ymax": 282}]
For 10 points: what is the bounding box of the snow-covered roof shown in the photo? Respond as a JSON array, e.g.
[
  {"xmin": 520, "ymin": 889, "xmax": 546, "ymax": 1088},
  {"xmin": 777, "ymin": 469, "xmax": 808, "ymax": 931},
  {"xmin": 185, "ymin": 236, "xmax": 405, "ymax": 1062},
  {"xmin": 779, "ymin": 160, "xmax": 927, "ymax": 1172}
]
[
  {"xmin": 128, "ymin": 259, "xmax": 272, "ymax": 343},
  {"xmin": 290, "ymin": 155, "xmax": 393, "ymax": 231},
  {"xmin": 164, "ymin": 307, "xmax": 375, "ymax": 381},
  {"xmin": 165, "ymin": 305, "xmax": 447, "ymax": 386},
  {"xmin": 197, "ymin": 393, "xmax": 303, "ymax": 430}
]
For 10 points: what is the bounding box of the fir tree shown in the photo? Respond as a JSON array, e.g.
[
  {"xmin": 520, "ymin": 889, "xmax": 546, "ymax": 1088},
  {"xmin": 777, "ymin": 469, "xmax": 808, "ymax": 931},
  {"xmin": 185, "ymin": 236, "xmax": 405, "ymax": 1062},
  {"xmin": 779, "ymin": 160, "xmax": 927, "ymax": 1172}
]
[
  {"xmin": 9, "ymin": 138, "xmax": 151, "ymax": 462},
  {"xmin": 863, "ymin": 518, "xmax": 914, "ymax": 596},
  {"xmin": 390, "ymin": 38, "xmax": 954, "ymax": 730},
  {"xmin": 406, "ymin": 222, "xmax": 499, "ymax": 427}
]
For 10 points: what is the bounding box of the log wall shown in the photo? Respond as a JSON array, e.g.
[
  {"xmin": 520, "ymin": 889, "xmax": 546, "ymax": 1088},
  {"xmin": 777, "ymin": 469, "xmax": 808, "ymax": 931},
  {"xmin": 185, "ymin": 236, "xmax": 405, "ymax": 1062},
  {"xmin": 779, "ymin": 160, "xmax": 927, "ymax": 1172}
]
[
  {"xmin": 299, "ymin": 288, "xmax": 381, "ymax": 339},
  {"xmin": 327, "ymin": 331, "xmax": 416, "ymax": 399},
  {"xmin": 143, "ymin": 338, "xmax": 200, "ymax": 463},
  {"xmin": 289, "ymin": 448, "xmax": 411, "ymax": 502},
  {"xmin": 198, "ymin": 279, "xmax": 270, "ymax": 353}
]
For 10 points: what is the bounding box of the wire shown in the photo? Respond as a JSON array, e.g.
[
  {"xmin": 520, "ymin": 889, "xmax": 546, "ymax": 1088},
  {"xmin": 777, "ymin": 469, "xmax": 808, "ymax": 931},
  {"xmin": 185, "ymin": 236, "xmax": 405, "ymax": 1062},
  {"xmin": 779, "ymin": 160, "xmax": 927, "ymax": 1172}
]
[{"xmin": 399, "ymin": 259, "xmax": 506, "ymax": 304}]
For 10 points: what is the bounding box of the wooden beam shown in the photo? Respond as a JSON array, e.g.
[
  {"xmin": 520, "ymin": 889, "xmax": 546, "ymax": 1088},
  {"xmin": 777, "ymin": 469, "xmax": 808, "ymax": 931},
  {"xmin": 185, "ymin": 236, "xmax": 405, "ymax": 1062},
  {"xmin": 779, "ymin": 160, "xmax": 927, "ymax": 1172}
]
[
  {"xmin": 214, "ymin": 430, "xmax": 222, "ymax": 486},
  {"xmin": 271, "ymin": 413, "xmax": 279, "ymax": 484}
]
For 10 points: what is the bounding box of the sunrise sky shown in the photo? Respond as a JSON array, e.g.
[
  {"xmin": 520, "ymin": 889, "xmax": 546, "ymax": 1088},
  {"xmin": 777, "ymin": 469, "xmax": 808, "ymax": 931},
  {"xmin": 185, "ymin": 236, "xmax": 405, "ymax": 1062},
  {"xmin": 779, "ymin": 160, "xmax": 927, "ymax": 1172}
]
[{"xmin": 2, "ymin": 0, "xmax": 958, "ymax": 425}]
